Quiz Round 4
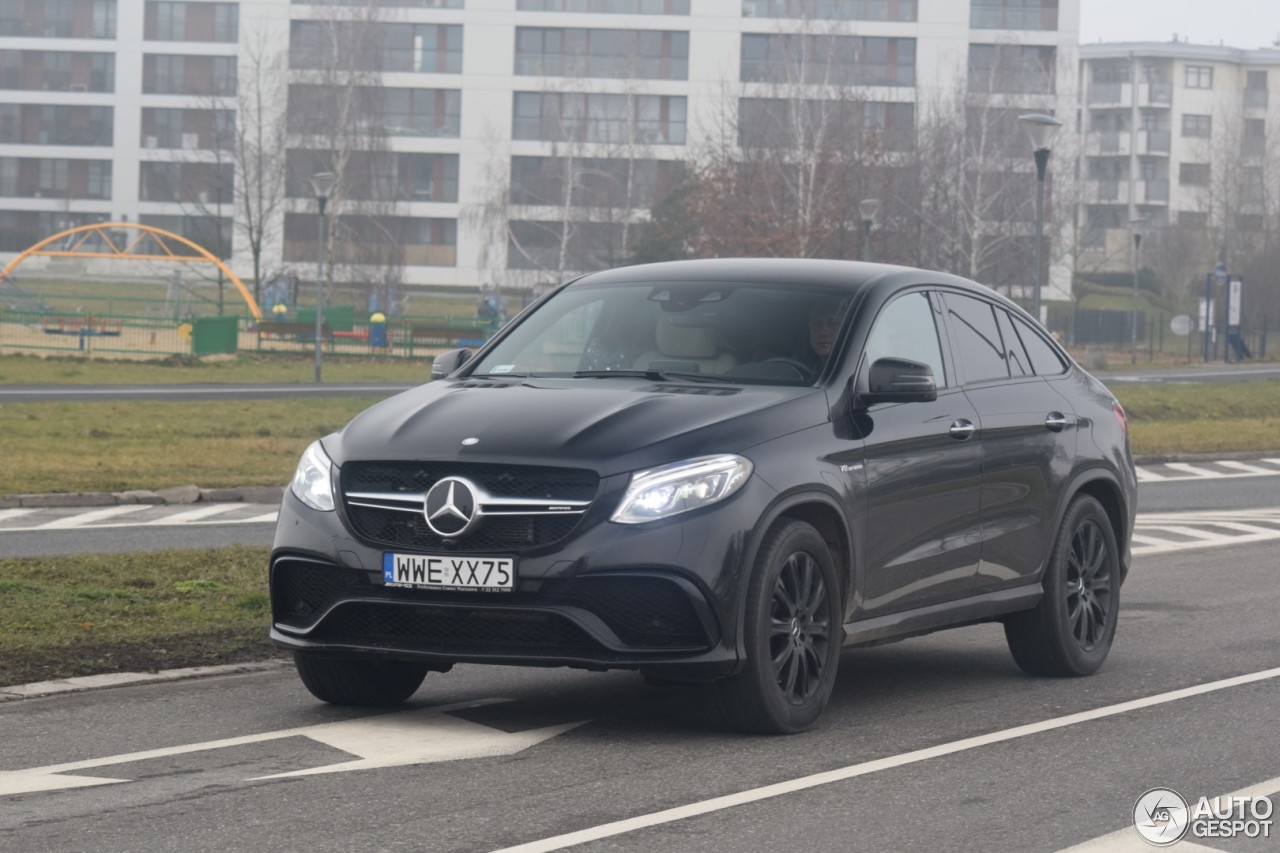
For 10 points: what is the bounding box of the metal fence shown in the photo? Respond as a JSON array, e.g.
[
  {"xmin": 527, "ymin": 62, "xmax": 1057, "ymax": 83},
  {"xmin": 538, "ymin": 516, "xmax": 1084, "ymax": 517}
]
[
  {"xmin": 1046, "ymin": 306, "xmax": 1270, "ymax": 363},
  {"xmin": 0, "ymin": 308, "xmax": 193, "ymax": 357}
]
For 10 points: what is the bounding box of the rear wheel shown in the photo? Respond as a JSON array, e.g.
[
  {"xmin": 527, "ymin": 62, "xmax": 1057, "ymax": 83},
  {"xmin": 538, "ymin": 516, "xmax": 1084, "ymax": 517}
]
[
  {"xmin": 293, "ymin": 652, "xmax": 428, "ymax": 706},
  {"xmin": 713, "ymin": 520, "xmax": 842, "ymax": 734},
  {"xmin": 1005, "ymin": 495, "xmax": 1120, "ymax": 677}
]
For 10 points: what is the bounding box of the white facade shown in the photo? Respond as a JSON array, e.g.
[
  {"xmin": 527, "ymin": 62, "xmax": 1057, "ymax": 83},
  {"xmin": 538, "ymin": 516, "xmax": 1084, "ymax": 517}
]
[
  {"xmin": 0, "ymin": 0, "xmax": 1080, "ymax": 295},
  {"xmin": 1079, "ymin": 41, "xmax": 1280, "ymax": 271}
]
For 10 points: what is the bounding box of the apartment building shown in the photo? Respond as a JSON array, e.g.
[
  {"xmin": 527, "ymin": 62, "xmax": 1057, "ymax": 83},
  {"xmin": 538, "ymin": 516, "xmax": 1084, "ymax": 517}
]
[
  {"xmin": 1079, "ymin": 41, "xmax": 1280, "ymax": 271},
  {"xmin": 0, "ymin": 0, "xmax": 1079, "ymax": 297}
]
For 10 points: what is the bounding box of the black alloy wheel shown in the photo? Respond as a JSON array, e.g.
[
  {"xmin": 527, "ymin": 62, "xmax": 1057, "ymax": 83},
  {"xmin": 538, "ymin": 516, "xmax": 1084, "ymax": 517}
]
[
  {"xmin": 713, "ymin": 519, "xmax": 842, "ymax": 734},
  {"xmin": 1005, "ymin": 494, "xmax": 1121, "ymax": 677},
  {"xmin": 769, "ymin": 550, "xmax": 832, "ymax": 705},
  {"xmin": 1064, "ymin": 518, "xmax": 1113, "ymax": 652}
]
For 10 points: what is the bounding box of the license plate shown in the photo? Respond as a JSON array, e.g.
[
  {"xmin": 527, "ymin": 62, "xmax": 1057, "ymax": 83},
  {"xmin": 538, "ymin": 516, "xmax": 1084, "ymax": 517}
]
[{"xmin": 382, "ymin": 553, "xmax": 515, "ymax": 592}]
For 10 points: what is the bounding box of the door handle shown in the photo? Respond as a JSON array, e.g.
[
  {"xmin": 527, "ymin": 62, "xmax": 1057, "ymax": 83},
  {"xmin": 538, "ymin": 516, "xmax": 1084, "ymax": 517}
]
[
  {"xmin": 949, "ymin": 419, "xmax": 976, "ymax": 440},
  {"xmin": 1045, "ymin": 412, "xmax": 1068, "ymax": 432}
]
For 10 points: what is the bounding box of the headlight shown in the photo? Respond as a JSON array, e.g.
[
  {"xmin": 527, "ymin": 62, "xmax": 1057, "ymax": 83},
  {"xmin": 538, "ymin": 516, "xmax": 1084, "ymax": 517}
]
[
  {"xmin": 290, "ymin": 440, "xmax": 335, "ymax": 512},
  {"xmin": 611, "ymin": 455, "xmax": 753, "ymax": 524}
]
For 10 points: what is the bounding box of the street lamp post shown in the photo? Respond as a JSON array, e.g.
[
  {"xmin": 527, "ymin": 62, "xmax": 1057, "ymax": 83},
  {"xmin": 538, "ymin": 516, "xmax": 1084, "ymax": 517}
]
[
  {"xmin": 859, "ymin": 198, "xmax": 880, "ymax": 263},
  {"xmin": 1018, "ymin": 113, "xmax": 1064, "ymax": 324},
  {"xmin": 1129, "ymin": 217, "xmax": 1145, "ymax": 365},
  {"xmin": 1204, "ymin": 260, "xmax": 1228, "ymax": 363},
  {"xmin": 310, "ymin": 171, "xmax": 336, "ymax": 384}
]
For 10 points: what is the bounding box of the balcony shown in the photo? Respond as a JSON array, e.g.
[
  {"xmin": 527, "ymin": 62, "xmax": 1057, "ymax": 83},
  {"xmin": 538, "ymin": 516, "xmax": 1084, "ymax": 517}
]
[
  {"xmin": 1139, "ymin": 129, "xmax": 1171, "ymax": 155},
  {"xmin": 1088, "ymin": 82, "xmax": 1131, "ymax": 107},
  {"xmin": 1140, "ymin": 82, "xmax": 1173, "ymax": 106},
  {"xmin": 1086, "ymin": 130, "xmax": 1130, "ymax": 156},
  {"xmin": 1085, "ymin": 179, "xmax": 1125, "ymax": 205},
  {"xmin": 1136, "ymin": 180, "xmax": 1169, "ymax": 205}
]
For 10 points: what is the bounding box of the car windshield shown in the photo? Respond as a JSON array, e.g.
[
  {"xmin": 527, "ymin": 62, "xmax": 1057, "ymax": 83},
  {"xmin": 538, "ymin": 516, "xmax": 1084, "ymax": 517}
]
[{"xmin": 468, "ymin": 280, "xmax": 854, "ymax": 386}]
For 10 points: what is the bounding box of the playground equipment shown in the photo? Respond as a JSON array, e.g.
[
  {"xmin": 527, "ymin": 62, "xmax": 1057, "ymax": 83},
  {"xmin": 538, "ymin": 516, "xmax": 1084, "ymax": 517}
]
[{"xmin": 0, "ymin": 223, "xmax": 263, "ymax": 320}]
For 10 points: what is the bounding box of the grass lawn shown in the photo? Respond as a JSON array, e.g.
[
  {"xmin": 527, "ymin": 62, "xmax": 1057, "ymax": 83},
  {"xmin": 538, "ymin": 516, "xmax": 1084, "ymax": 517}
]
[
  {"xmin": 2, "ymin": 396, "xmax": 379, "ymax": 494},
  {"xmin": 1113, "ymin": 380, "xmax": 1280, "ymax": 456},
  {"xmin": 0, "ymin": 352, "xmax": 433, "ymax": 385},
  {"xmin": 0, "ymin": 545, "xmax": 278, "ymax": 687}
]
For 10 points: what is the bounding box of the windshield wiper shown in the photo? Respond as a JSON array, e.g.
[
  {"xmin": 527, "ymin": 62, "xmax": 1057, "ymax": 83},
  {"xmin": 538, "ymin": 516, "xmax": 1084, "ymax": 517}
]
[{"xmin": 570, "ymin": 369, "xmax": 735, "ymax": 384}]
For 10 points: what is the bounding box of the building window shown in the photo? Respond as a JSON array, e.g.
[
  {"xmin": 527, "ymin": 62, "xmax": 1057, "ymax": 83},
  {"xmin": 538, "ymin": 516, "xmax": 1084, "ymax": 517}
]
[
  {"xmin": 139, "ymin": 161, "xmax": 233, "ymax": 203},
  {"xmin": 516, "ymin": 28, "xmax": 689, "ymax": 81},
  {"xmin": 145, "ymin": 2, "xmax": 238, "ymax": 43},
  {"xmin": 1180, "ymin": 114, "xmax": 1211, "ymax": 138},
  {"xmin": 968, "ymin": 44, "xmax": 1056, "ymax": 94},
  {"xmin": 0, "ymin": 0, "xmax": 116, "ymax": 39},
  {"xmin": 293, "ymin": 0, "xmax": 463, "ymax": 5},
  {"xmin": 0, "ymin": 50, "xmax": 114, "ymax": 93},
  {"xmin": 513, "ymin": 91, "xmax": 686, "ymax": 145},
  {"xmin": 143, "ymin": 55, "xmax": 237, "ymax": 95},
  {"xmin": 140, "ymin": 214, "xmax": 232, "ymax": 258},
  {"xmin": 741, "ymin": 34, "xmax": 916, "ymax": 86},
  {"xmin": 286, "ymin": 85, "xmax": 461, "ymax": 138},
  {"xmin": 507, "ymin": 220, "xmax": 628, "ymax": 271},
  {"xmin": 1184, "ymin": 65, "xmax": 1213, "ymax": 89},
  {"xmin": 970, "ymin": 0, "xmax": 1057, "ymax": 30},
  {"xmin": 283, "ymin": 214, "xmax": 457, "ymax": 267},
  {"xmin": 738, "ymin": 97, "xmax": 914, "ymax": 150},
  {"xmin": 740, "ymin": 0, "xmax": 916, "ymax": 21},
  {"xmin": 1243, "ymin": 119, "xmax": 1265, "ymax": 156},
  {"xmin": 1179, "ymin": 163, "xmax": 1210, "ymax": 186},
  {"xmin": 0, "ymin": 103, "xmax": 113, "ymax": 145},
  {"xmin": 141, "ymin": 108, "xmax": 234, "ymax": 149},
  {"xmin": 284, "ymin": 151, "xmax": 459, "ymax": 203},
  {"xmin": 289, "ymin": 22, "xmax": 463, "ymax": 74},
  {"xmin": 509, "ymin": 156, "xmax": 680, "ymax": 208},
  {"xmin": 519, "ymin": 0, "xmax": 688, "ymax": 11}
]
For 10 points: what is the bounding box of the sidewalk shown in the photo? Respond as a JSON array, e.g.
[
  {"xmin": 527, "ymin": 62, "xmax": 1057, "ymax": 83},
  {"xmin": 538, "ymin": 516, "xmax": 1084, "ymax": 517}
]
[{"xmin": 0, "ymin": 484, "xmax": 284, "ymax": 510}]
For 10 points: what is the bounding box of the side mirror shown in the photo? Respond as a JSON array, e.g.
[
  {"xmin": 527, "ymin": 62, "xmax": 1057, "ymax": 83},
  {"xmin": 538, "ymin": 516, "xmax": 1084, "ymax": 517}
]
[
  {"xmin": 862, "ymin": 357, "xmax": 937, "ymax": 405},
  {"xmin": 430, "ymin": 347, "xmax": 473, "ymax": 380}
]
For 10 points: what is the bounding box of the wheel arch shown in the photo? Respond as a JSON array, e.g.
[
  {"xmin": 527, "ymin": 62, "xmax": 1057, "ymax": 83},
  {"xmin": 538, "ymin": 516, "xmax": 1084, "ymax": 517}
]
[
  {"xmin": 1053, "ymin": 468, "xmax": 1131, "ymax": 584},
  {"xmin": 730, "ymin": 491, "xmax": 857, "ymax": 671}
]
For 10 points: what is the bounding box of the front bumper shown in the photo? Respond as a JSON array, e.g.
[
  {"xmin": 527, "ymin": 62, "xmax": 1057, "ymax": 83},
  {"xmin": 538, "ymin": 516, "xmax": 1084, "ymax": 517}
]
[{"xmin": 268, "ymin": 480, "xmax": 772, "ymax": 680}]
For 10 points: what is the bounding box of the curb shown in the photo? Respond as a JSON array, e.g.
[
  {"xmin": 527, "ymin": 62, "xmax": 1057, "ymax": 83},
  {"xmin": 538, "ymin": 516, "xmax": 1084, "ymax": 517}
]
[
  {"xmin": 0, "ymin": 484, "xmax": 284, "ymax": 510},
  {"xmin": 1132, "ymin": 450, "xmax": 1280, "ymax": 466},
  {"xmin": 0, "ymin": 659, "xmax": 292, "ymax": 702}
]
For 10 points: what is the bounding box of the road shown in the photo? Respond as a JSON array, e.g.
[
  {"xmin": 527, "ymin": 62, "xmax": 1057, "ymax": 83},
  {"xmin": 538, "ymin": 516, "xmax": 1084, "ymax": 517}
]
[
  {"xmin": 2, "ymin": 461, "xmax": 1278, "ymax": 852},
  {"xmin": 0, "ymin": 361, "xmax": 1275, "ymax": 403},
  {"xmin": 0, "ymin": 381, "xmax": 417, "ymax": 403},
  {"xmin": 4, "ymin": 457, "xmax": 1278, "ymax": 557}
]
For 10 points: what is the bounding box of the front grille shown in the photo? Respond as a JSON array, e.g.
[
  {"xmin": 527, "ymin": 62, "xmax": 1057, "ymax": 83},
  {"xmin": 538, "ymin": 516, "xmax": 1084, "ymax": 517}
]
[
  {"xmin": 341, "ymin": 462, "xmax": 598, "ymax": 552},
  {"xmin": 312, "ymin": 602, "xmax": 599, "ymax": 655},
  {"xmin": 272, "ymin": 560, "xmax": 713, "ymax": 652}
]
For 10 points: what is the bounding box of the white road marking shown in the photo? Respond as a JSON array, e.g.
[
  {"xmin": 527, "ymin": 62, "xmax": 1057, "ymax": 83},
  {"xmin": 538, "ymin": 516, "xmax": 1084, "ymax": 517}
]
[
  {"xmin": 492, "ymin": 668, "xmax": 1280, "ymax": 853},
  {"xmin": 145, "ymin": 503, "xmax": 244, "ymax": 525},
  {"xmin": 1163, "ymin": 463, "xmax": 1228, "ymax": 479},
  {"xmin": 0, "ymin": 699, "xmax": 585, "ymax": 796},
  {"xmin": 0, "ymin": 508, "xmax": 35, "ymax": 523},
  {"xmin": 1216, "ymin": 460, "xmax": 1280, "ymax": 475},
  {"xmin": 35, "ymin": 505, "xmax": 147, "ymax": 529},
  {"xmin": 1135, "ymin": 458, "xmax": 1280, "ymax": 483},
  {"xmin": 242, "ymin": 512, "xmax": 280, "ymax": 523},
  {"xmin": 1131, "ymin": 508, "xmax": 1280, "ymax": 556},
  {"xmin": 1057, "ymin": 775, "xmax": 1280, "ymax": 852}
]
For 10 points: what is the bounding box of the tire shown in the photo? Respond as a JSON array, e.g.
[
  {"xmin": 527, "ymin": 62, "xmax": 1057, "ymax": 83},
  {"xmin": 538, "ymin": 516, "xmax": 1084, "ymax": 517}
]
[
  {"xmin": 1005, "ymin": 495, "xmax": 1120, "ymax": 677},
  {"xmin": 293, "ymin": 652, "xmax": 428, "ymax": 706},
  {"xmin": 713, "ymin": 520, "xmax": 843, "ymax": 734}
]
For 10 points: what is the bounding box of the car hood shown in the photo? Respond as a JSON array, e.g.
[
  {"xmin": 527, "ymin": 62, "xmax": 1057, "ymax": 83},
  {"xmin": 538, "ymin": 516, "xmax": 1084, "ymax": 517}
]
[{"xmin": 327, "ymin": 377, "xmax": 829, "ymax": 477}]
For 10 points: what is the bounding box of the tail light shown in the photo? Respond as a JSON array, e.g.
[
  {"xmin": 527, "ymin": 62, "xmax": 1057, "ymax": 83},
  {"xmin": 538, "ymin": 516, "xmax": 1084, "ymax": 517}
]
[{"xmin": 1112, "ymin": 401, "xmax": 1128, "ymax": 434}]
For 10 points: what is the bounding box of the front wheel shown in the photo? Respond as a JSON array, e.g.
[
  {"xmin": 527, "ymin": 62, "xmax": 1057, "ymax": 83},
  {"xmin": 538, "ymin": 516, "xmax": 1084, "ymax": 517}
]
[
  {"xmin": 293, "ymin": 652, "xmax": 428, "ymax": 706},
  {"xmin": 713, "ymin": 520, "xmax": 842, "ymax": 734},
  {"xmin": 1004, "ymin": 495, "xmax": 1120, "ymax": 677}
]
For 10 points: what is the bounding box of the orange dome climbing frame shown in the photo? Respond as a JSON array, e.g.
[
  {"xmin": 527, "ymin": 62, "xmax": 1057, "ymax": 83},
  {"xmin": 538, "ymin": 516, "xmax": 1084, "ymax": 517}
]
[{"xmin": 0, "ymin": 222, "xmax": 262, "ymax": 320}]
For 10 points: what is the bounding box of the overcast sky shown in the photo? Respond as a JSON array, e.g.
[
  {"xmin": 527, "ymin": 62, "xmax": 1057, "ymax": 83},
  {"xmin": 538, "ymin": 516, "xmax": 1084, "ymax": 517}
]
[{"xmin": 1080, "ymin": 0, "xmax": 1280, "ymax": 50}]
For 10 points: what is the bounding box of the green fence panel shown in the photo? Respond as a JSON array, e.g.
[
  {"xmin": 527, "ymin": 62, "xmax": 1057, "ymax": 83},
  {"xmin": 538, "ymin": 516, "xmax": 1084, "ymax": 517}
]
[
  {"xmin": 192, "ymin": 315, "xmax": 240, "ymax": 356},
  {"xmin": 296, "ymin": 305, "xmax": 355, "ymax": 332}
]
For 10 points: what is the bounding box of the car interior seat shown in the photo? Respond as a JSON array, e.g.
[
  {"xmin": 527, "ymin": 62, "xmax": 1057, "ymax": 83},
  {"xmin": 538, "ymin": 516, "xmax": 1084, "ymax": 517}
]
[{"xmin": 634, "ymin": 312, "xmax": 737, "ymax": 375}]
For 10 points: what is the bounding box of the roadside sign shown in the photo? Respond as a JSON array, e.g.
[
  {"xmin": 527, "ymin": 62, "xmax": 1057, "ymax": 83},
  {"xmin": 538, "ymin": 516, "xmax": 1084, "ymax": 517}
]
[
  {"xmin": 1170, "ymin": 315, "xmax": 1192, "ymax": 336},
  {"xmin": 1229, "ymin": 278, "xmax": 1243, "ymax": 328}
]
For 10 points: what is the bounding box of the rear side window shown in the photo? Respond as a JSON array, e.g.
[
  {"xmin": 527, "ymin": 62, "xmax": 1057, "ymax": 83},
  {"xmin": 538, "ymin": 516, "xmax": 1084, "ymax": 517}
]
[
  {"xmin": 943, "ymin": 293, "xmax": 1009, "ymax": 384},
  {"xmin": 1011, "ymin": 315, "xmax": 1069, "ymax": 375},
  {"xmin": 861, "ymin": 291, "xmax": 948, "ymax": 387},
  {"xmin": 994, "ymin": 308, "xmax": 1032, "ymax": 377}
]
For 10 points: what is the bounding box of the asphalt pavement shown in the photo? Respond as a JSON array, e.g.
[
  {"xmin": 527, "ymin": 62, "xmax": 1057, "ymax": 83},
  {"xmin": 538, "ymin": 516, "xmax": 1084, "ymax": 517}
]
[
  {"xmin": 0, "ymin": 361, "xmax": 1275, "ymax": 404},
  {"xmin": 1, "ymin": 531, "xmax": 1277, "ymax": 852},
  {"xmin": 2, "ymin": 458, "xmax": 1280, "ymax": 851}
]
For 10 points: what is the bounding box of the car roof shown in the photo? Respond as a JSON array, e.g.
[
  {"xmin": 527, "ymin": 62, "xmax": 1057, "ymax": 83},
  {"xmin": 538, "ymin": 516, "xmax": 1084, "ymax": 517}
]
[{"xmin": 570, "ymin": 258, "xmax": 984, "ymax": 296}]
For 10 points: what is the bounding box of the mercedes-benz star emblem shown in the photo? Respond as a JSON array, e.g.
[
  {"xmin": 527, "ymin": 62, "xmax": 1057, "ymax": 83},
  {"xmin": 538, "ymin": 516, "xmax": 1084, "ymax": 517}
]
[{"xmin": 423, "ymin": 477, "xmax": 480, "ymax": 538}]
